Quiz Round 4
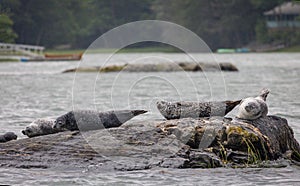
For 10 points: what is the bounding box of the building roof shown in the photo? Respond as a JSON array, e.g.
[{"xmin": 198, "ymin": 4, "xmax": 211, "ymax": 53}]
[{"xmin": 264, "ymin": 2, "xmax": 300, "ymax": 15}]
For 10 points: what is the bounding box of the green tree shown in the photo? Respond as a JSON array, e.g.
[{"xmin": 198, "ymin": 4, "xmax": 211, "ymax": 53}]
[
  {"xmin": 153, "ymin": 0, "xmax": 258, "ymax": 50},
  {"xmin": 255, "ymin": 20, "xmax": 269, "ymax": 43},
  {"xmin": 3, "ymin": 0, "xmax": 292, "ymax": 49},
  {"xmin": 0, "ymin": 14, "xmax": 18, "ymax": 43},
  {"xmin": 0, "ymin": 0, "xmax": 154, "ymax": 48}
]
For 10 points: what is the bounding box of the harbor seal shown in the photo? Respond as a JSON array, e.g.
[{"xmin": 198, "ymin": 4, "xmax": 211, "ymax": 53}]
[
  {"xmin": 53, "ymin": 109, "xmax": 148, "ymax": 131},
  {"xmin": 156, "ymin": 100, "xmax": 241, "ymax": 120},
  {"xmin": 0, "ymin": 132, "xmax": 17, "ymax": 143},
  {"xmin": 236, "ymin": 89, "xmax": 269, "ymax": 120},
  {"xmin": 22, "ymin": 118, "xmax": 66, "ymax": 138}
]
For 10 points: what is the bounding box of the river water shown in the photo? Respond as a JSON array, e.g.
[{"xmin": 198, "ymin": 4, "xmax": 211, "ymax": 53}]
[{"xmin": 0, "ymin": 53, "xmax": 300, "ymax": 185}]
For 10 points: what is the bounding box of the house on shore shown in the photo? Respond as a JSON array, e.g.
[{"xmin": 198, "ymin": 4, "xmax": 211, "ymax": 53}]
[{"xmin": 264, "ymin": 2, "xmax": 300, "ymax": 30}]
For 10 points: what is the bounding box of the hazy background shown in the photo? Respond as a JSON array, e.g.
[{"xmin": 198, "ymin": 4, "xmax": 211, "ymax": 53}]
[{"xmin": 1, "ymin": 0, "xmax": 300, "ymax": 51}]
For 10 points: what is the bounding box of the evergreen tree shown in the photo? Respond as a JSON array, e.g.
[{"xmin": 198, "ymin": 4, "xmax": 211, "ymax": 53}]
[{"xmin": 0, "ymin": 14, "xmax": 18, "ymax": 43}]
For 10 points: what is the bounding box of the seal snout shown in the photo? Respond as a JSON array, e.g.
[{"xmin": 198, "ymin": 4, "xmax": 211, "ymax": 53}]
[
  {"xmin": 52, "ymin": 123, "xmax": 57, "ymax": 129},
  {"xmin": 52, "ymin": 120, "xmax": 61, "ymax": 129},
  {"xmin": 245, "ymin": 104, "xmax": 255, "ymax": 112}
]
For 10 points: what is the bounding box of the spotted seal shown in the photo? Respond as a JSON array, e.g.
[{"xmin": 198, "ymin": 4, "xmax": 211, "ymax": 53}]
[
  {"xmin": 156, "ymin": 100, "xmax": 241, "ymax": 120},
  {"xmin": 0, "ymin": 132, "xmax": 17, "ymax": 143},
  {"xmin": 236, "ymin": 89, "xmax": 269, "ymax": 120},
  {"xmin": 53, "ymin": 110, "xmax": 148, "ymax": 131},
  {"xmin": 22, "ymin": 118, "xmax": 66, "ymax": 138}
]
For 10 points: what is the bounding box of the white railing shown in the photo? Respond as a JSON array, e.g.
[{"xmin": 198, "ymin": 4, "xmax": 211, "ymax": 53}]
[{"xmin": 0, "ymin": 42, "xmax": 45, "ymax": 57}]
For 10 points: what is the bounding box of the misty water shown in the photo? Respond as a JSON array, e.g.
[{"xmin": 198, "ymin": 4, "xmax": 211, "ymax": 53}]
[{"xmin": 0, "ymin": 53, "xmax": 300, "ymax": 185}]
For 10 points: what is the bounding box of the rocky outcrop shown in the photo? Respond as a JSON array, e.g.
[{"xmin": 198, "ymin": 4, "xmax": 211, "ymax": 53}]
[
  {"xmin": 62, "ymin": 62, "xmax": 238, "ymax": 73},
  {"xmin": 0, "ymin": 116, "xmax": 299, "ymax": 170},
  {"xmin": 0, "ymin": 132, "xmax": 17, "ymax": 143}
]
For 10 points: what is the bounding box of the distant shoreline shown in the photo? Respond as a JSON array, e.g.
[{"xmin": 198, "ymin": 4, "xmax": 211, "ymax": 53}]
[
  {"xmin": 45, "ymin": 45, "xmax": 300, "ymax": 54},
  {"xmin": 1, "ymin": 45, "xmax": 300, "ymax": 63},
  {"xmin": 45, "ymin": 47, "xmax": 180, "ymax": 54}
]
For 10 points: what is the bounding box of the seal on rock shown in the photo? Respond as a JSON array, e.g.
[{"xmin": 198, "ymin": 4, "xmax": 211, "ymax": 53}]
[
  {"xmin": 236, "ymin": 89, "xmax": 269, "ymax": 120},
  {"xmin": 156, "ymin": 100, "xmax": 241, "ymax": 120},
  {"xmin": 22, "ymin": 118, "xmax": 66, "ymax": 138},
  {"xmin": 53, "ymin": 110, "xmax": 148, "ymax": 131},
  {"xmin": 0, "ymin": 132, "xmax": 17, "ymax": 143}
]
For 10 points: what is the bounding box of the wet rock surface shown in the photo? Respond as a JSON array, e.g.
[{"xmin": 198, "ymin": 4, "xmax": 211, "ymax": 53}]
[
  {"xmin": 62, "ymin": 62, "xmax": 238, "ymax": 73},
  {"xmin": 0, "ymin": 132, "xmax": 17, "ymax": 143},
  {"xmin": 0, "ymin": 116, "xmax": 299, "ymax": 170}
]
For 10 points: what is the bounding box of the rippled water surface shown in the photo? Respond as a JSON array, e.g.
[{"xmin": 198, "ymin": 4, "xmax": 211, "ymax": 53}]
[{"xmin": 0, "ymin": 53, "xmax": 300, "ymax": 185}]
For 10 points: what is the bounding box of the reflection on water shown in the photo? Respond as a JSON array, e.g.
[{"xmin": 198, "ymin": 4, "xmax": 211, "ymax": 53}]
[{"xmin": 0, "ymin": 53, "xmax": 300, "ymax": 184}]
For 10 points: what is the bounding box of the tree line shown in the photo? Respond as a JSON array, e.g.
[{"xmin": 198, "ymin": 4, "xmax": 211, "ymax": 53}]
[{"xmin": 0, "ymin": 0, "xmax": 295, "ymax": 50}]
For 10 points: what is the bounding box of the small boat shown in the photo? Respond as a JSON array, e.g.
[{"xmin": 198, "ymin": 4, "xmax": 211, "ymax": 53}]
[
  {"xmin": 235, "ymin": 48, "xmax": 250, "ymax": 53},
  {"xmin": 216, "ymin": 48, "xmax": 250, "ymax": 53},
  {"xmin": 20, "ymin": 53, "xmax": 82, "ymax": 62},
  {"xmin": 216, "ymin": 48, "xmax": 236, "ymax": 53}
]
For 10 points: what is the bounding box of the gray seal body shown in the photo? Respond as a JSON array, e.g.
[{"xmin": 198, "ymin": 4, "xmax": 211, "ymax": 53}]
[
  {"xmin": 156, "ymin": 100, "xmax": 241, "ymax": 120},
  {"xmin": 53, "ymin": 110, "xmax": 147, "ymax": 131},
  {"xmin": 236, "ymin": 89, "xmax": 269, "ymax": 120}
]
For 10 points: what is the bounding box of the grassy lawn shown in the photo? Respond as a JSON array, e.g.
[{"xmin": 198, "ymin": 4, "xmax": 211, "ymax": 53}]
[{"xmin": 0, "ymin": 58, "xmax": 19, "ymax": 62}]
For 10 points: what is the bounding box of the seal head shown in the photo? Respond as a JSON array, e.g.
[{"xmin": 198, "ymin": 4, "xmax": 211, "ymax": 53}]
[
  {"xmin": 236, "ymin": 89, "xmax": 269, "ymax": 120},
  {"xmin": 22, "ymin": 118, "xmax": 65, "ymax": 138}
]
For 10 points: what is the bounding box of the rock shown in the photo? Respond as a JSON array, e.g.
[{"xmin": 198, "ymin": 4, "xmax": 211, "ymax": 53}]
[
  {"xmin": 62, "ymin": 62, "xmax": 238, "ymax": 73},
  {"xmin": 237, "ymin": 116, "xmax": 300, "ymax": 160},
  {"xmin": 219, "ymin": 62, "xmax": 239, "ymax": 71},
  {"xmin": 63, "ymin": 66, "xmax": 101, "ymax": 73},
  {"xmin": 171, "ymin": 146, "xmax": 224, "ymax": 168},
  {"xmin": 0, "ymin": 116, "xmax": 299, "ymax": 170},
  {"xmin": 100, "ymin": 64, "xmax": 126, "ymax": 72},
  {"xmin": 160, "ymin": 157, "xmax": 189, "ymax": 168},
  {"xmin": 0, "ymin": 132, "xmax": 17, "ymax": 143}
]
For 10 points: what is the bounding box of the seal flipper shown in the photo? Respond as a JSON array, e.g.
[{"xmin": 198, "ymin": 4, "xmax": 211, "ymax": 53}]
[
  {"xmin": 101, "ymin": 110, "xmax": 148, "ymax": 128},
  {"xmin": 131, "ymin": 110, "xmax": 148, "ymax": 116},
  {"xmin": 259, "ymin": 88, "xmax": 270, "ymax": 101}
]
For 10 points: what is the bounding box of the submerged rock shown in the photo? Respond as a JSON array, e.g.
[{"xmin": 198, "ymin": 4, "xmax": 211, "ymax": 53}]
[
  {"xmin": 62, "ymin": 62, "xmax": 238, "ymax": 73},
  {"xmin": 0, "ymin": 116, "xmax": 299, "ymax": 170}
]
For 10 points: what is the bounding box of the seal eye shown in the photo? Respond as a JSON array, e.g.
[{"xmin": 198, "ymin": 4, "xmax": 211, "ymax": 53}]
[{"xmin": 55, "ymin": 120, "xmax": 63, "ymax": 128}]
